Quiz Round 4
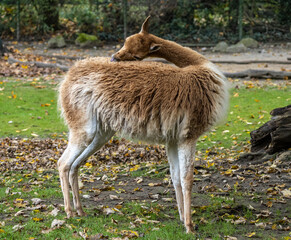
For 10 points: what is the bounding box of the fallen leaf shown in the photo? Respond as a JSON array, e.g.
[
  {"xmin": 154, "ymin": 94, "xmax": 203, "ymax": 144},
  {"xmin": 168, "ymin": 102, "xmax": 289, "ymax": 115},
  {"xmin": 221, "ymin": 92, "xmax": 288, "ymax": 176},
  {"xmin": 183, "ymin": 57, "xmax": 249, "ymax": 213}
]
[
  {"xmin": 103, "ymin": 208, "xmax": 115, "ymax": 215},
  {"xmin": 31, "ymin": 198, "xmax": 44, "ymax": 205},
  {"xmin": 51, "ymin": 219, "xmax": 65, "ymax": 228},
  {"xmin": 15, "ymin": 210, "xmax": 26, "ymax": 216},
  {"xmin": 12, "ymin": 224, "xmax": 26, "ymax": 231},
  {"xmin": 149, "ymin": 194, "xmax": 159, "ymax": 199},
  {"xmin": 255, "ymin": 222, "xmax": 266, "ymax": 228},
  {"xmin": 162, "ymin": 198, "xmax": 173, "ymax": 202},
  {"xmin": 246, "ymin": 232, "xmax": 256, "ymax": 238},
  {"xmin": 281, "ymin": 189, "xmax": 291, "ymax": 198},
  {"xmin": 233, "ymin": 217, "xmax": 246, "ymax": 225},
  {"xmin": 148, "ymin": 183, "xmax": 161, "ymax": 187},
  {"xmin": 50, "ymin": 208, "xmax": 60, "ymax": 216},
  {"xmin": 109, "ymin": 195, "xmax": 119, "ymax": 200},
  {"xmin": 225, "ymin": 237, "xmax": 238, "ymax": 240},
  {"xmin": 41, "ymin": 228, "xmax": 54, "ymax": 234},
  {"xmin": 89, "ymin": 233, "xmax": 109, "ymax": 239},
  {"xmin": 32, "ymin": 217, "xmax": 43, "ymax": 222},
  {"xmin": 79, "ymin": 231, "xmax": 88, "ymax": 239},
  {"xmin": 135, "ymin": 177, "xmax": 143, "ymax": 184}
]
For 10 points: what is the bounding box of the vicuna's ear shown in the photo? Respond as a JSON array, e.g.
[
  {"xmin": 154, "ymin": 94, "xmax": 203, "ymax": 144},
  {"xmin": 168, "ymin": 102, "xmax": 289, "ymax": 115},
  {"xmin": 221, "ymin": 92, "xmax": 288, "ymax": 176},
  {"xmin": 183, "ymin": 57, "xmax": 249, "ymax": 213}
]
[
  {"xmin": 149, "ymin": 43, "xmax": 161, "ymax": 53},
  {"xmin": 141, "ymin": 16, "xmax": 151, "ymax": 33}
]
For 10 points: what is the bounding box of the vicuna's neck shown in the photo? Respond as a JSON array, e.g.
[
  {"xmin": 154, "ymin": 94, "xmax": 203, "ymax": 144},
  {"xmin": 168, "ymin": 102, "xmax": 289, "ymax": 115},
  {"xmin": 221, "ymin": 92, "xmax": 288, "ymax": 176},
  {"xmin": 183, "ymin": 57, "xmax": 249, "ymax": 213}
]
[{"xmin": 150, "ymin": 35, "xmax": 207, "ymax": 68}]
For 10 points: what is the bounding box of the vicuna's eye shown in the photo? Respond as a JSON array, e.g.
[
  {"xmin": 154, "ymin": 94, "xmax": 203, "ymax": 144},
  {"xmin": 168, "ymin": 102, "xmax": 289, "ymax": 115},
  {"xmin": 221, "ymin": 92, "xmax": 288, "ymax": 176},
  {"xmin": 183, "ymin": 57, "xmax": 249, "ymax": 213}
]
[{"xmin": 134, "ymin": 56, "xmax": 142, "ymax": 60}]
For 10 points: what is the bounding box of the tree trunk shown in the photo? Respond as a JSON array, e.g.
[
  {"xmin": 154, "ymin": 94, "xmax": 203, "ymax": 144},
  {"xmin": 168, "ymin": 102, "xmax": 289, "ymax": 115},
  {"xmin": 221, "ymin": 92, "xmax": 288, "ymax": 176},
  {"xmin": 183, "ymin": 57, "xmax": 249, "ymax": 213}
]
[{"xmin": 238, "ymin": 0, "xmax": 243, "ymax": 40}]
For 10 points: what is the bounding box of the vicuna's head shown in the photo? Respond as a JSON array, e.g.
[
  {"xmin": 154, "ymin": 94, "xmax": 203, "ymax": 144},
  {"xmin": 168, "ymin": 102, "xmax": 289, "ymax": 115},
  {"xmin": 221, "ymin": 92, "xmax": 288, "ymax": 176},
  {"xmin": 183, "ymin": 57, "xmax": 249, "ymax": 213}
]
[{"xmin": 111, "ymin": 16, "xmax": 161, "ymax": 62}]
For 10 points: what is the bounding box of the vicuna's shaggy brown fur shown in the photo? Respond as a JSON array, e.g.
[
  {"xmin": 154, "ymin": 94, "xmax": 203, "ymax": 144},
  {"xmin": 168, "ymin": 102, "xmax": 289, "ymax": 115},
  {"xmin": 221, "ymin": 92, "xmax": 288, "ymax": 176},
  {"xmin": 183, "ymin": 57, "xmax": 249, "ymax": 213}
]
[
  {"xmin": 58, "ymin": 16, "xmax": 229, "ymax": 234},
  {"xmin": 62, "ymin": 59, "xmax": 224, "ymax": 142}
]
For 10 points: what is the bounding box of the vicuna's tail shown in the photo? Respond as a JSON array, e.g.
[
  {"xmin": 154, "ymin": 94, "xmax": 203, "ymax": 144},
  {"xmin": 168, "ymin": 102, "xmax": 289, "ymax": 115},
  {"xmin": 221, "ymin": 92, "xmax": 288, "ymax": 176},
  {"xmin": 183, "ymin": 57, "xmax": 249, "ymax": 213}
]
[{"xmin": 204, "ymin": 61, "xmax": 230, "ymax": 125}]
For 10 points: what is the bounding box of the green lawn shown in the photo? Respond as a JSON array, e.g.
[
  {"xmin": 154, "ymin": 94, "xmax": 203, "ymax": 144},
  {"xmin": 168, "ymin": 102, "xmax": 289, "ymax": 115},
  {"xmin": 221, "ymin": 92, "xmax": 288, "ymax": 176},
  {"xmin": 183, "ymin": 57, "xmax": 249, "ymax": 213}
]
[
  {"xmin": 198, "ymin": 82, "xmax": 291, "ymax": 149},
  {"xmin": 0, "ymin": 77, "xmax": 67, "ymax": 138}
]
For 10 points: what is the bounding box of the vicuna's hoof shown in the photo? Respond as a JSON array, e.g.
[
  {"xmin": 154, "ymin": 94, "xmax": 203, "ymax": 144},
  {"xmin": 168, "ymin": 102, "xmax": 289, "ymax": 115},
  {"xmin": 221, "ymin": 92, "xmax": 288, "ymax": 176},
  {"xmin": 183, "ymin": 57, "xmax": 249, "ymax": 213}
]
[
  {"xmin": 77, "ymin": 210, "xmax": 87, "ymax": 217},
  {"xmin": 65, "ymin": 211, "xmax": 76, "ymax": 218},
  {"xmin": 186, "ymin": 223, "xmax": 198, "ymax": 234}
]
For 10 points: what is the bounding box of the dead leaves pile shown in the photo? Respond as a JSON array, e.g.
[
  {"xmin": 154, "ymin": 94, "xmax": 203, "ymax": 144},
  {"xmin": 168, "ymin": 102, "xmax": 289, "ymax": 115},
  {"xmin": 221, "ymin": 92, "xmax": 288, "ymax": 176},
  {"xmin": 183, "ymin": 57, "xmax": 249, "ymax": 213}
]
[
  {"xmin": 0, "ymin": 137, "xmax": 166, "ymax": 172},
  {"xmin": 0, "ymin": 138, "xmax": 67, "ymax": 171}
]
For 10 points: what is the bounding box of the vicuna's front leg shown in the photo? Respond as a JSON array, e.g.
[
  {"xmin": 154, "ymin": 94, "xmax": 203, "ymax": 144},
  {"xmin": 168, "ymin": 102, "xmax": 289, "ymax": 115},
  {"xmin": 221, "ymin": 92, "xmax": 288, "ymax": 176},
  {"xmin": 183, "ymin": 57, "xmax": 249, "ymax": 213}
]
[
  {"xmin": 178, "ymin": 140, "xmax": 196, "ymax": 234},
  {"xmin": 166, "ymin": 142, "xmax": 184, "ymax": 222}
]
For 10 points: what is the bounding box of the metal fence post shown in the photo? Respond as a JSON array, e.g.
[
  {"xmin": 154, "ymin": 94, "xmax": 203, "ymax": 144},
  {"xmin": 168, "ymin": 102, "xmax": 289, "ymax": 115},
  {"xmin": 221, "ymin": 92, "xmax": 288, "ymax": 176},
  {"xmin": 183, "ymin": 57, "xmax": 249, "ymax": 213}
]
[
  {"xmin": 123, "ymin": 0, "xmax": 127, "ymax": 40},
  {"xmin": 17, "ymin": 0, "xmax": 20, "ymax": 41},
  {"xmin": 238, "ymin": 0, "xmax": 243, "ymax": 40}
]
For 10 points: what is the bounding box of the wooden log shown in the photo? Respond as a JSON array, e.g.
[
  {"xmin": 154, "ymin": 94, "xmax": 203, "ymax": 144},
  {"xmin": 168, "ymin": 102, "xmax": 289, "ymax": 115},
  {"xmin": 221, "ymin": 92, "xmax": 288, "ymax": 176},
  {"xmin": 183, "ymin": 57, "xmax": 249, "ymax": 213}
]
[
  {"xmin": 211, "ymin": 60, "xmax": 291, "ymax": 64},
  {"xmin": 223, "ymin": 69, "xmax": 291, "ymax": 79},
  {"xmin": 270, "ymin": 104, "xmax": 291, "ymax": 116},
  {"xmin": 8, "ymin": 57, "xmax": 69, "ymax": 71},
  {"xmin": 36, "ymin": 54, "xmax": 83, "ymax": 60},
  {"xmin": 250, "ymin": 121, "xmax": 275, "ymax": 152},
  {"xmin": 268, "ymin": 110, "xmax": 291, "ymax": 154},
  {"xmin": 250, "ymin": 105, "xmax": 291, "ymax": 154},
  {"xmin": 181, "ymin": 43, "xmax": 216, "ymax": 47}
]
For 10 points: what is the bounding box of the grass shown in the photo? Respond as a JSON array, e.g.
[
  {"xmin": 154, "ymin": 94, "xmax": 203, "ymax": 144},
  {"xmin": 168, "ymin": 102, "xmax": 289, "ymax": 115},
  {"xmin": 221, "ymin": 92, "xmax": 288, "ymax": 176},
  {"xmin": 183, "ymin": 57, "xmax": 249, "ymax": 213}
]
[
  {"xmin": 0, "ymin": 77, "xmax": 67, "ymax": 138},
  {"xmin": 197, "ymin": 83, "xmax": 291, "ymax": 149}
]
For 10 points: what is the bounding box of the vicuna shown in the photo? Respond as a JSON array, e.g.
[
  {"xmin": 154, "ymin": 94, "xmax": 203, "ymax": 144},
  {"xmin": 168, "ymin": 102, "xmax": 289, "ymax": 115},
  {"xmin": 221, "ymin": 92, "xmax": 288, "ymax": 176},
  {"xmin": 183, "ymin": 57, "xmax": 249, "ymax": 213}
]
[{"xmin": 58, "ymin": 16, "xmax": 229, "ymax": 233}]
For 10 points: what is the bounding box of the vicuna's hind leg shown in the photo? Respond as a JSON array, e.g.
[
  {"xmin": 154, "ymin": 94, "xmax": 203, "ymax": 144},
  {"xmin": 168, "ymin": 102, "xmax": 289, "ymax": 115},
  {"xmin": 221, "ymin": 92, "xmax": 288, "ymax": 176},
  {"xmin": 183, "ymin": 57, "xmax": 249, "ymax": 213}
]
[
  {"xmin": 178, "ymin": 140, "xmax": 196, "ymax": 234},
  {"xmin": 166, "ymin": 142, "xmax": 184, "ymax": 222},
  {"xmin": 58, "ymin": 123, "xmax": 114, "ymax": 217},
  {"xmin": 58, "ymin": 135, "xmax": 87, "ymax": 217},
  {"xmin": 69, "ymin": 128, "xmax": 114, "ymax": 216}
]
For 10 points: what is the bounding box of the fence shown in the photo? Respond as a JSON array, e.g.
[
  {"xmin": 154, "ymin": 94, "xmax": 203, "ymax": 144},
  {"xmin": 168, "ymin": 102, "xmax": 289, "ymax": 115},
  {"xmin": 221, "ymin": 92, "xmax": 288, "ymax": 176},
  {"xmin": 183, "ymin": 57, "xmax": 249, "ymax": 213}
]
[{"xmin": 0, "ymin": 0, "xmax": 290, "ymax": 43}]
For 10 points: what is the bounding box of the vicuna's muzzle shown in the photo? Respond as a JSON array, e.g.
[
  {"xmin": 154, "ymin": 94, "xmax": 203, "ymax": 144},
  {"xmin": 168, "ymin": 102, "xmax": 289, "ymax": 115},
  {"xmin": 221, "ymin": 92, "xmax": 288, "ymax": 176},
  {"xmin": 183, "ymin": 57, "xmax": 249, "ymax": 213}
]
[
  {"xmin": 111, "ymin": 47, "xmax": 139, "ymax": 62},
  {"xmin": 110, "ymin": 54, "xmax": 119, "ymax": 62}
]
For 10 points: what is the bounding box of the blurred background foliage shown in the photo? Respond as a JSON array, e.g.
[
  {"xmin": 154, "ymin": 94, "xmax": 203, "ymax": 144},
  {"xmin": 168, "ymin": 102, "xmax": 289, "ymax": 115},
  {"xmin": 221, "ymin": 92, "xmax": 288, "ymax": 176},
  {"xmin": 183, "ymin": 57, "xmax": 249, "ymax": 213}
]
[{"xmin": 0, "ymin": 0, "xmax": 290, "ymax": 43}]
